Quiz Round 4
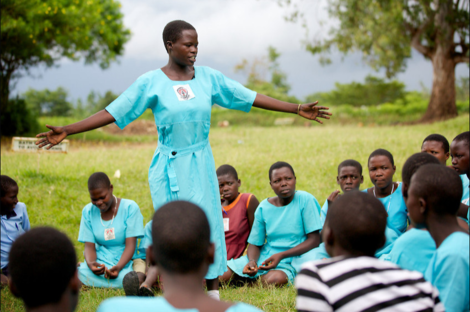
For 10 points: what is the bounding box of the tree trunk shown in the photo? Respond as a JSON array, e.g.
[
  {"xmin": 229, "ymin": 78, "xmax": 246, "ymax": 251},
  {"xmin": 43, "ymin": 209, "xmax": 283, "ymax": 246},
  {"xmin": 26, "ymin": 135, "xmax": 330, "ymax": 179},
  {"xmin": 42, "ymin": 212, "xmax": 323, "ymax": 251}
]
[
  {"xmin": 0, "ymin": 67, "xmax": 13, "ymax": 117},
  {"xmin": 421, "ymin": 0, "xmax": 458, "ymax": 122},
  {"xmin": 422, "ymin": 54, "xmax": 457, "ymax": 121}
]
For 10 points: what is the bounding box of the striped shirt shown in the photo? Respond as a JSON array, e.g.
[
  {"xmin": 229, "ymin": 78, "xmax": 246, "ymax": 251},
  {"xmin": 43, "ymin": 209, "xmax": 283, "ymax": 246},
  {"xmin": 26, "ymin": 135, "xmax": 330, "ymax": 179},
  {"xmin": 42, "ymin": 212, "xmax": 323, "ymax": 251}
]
[{"xmin": 295, "ymin": 256, "xmax": 444, "ymax": 312}]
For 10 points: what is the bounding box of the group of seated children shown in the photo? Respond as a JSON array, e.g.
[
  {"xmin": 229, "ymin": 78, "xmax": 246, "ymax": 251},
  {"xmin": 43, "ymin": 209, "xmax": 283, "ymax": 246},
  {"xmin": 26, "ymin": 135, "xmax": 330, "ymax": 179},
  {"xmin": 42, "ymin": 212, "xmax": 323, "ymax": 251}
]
[{"xmin": 1, "ymin": 131, "xmax": 469, "ymax": 312}]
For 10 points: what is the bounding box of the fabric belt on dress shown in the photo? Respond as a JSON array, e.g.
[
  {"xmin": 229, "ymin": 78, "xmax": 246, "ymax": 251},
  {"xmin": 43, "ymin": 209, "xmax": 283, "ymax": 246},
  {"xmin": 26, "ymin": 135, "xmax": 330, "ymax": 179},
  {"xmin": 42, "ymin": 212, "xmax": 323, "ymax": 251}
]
[{"xmin": 157, "ymin": 139, "xmax": 209, "ymax": 193}]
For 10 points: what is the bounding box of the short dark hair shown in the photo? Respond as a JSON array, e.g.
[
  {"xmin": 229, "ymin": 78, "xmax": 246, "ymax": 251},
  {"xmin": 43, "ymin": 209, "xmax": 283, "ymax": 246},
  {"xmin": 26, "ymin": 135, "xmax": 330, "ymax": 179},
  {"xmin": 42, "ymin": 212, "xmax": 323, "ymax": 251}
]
[
  {"xmin": 162, "ymin": 20, "xmax": 196, "ymax": 53},
  {"xmin": 368, "ymin": 149, "xmax": 394, "ymax": 166},
  {"xmin": 9, "ymin": 227, "xmax": 77, "ymax": 308},
  {"xmin": 269, "ymin": 161, "xmax": 295, "ymax": 181},
  {"xmin": 453, "ymin": 131, "xmax": 470, "ymax": 146},
  {"xmin": 338, "ymin": 159, "xmax": 362, "ymax": 175},
  {"xmin": 88, "ymin": 172, "xmax": 111, "ymax": 190},
  {"xmin": 327, "ymin": 191, "xmax": 387, "ymax": 256},
  {"xmin": 411, "ymin": 164, "xmax": 462, "ymax": 215},
  {"xmin": 0, "ymin": 175, "xmax": 18, "ymax": 197},
  {"xmin": 216, "ymin": 164, "xmax": 238, "ymax": 180},
  {"xmin": 152, "ymin": 201, "xmax": 210, "ymax": 274},
  {"xmin": 422, "ymin": 134, "xmax": 450, "ymax": 153},
  {"xmin": 402, "ymin": 153, "xmax": 441, "ymax": 186}
]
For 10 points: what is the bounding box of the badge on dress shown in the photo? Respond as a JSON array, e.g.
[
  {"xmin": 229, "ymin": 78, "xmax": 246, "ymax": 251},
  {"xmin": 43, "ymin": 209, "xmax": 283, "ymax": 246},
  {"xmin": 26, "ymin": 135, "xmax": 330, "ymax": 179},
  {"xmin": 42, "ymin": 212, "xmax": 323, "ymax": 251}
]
[
  {"xmin": 104, "ymin": 228, "xmax": 116, "ymax": 241},
  {"xmin": 223, "ymin": 218, "xmax": 229, "ymax": 232},
  {"xmin": 173, "ymin": 84, "xmax": 195, "ymax": 101}
]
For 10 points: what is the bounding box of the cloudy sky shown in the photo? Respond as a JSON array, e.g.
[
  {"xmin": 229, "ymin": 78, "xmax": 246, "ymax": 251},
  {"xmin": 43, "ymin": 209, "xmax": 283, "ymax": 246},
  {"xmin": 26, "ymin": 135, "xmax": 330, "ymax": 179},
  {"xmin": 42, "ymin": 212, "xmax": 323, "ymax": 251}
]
[{"xmin": 13, "ymin": 0, "xmax": 469, "ymax": 102}]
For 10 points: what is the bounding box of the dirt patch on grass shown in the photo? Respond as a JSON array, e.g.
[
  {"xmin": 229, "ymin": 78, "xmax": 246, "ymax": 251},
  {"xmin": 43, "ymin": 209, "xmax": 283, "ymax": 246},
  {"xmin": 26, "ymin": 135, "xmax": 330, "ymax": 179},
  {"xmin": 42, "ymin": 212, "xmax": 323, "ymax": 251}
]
[{"xmin": 104, "ymin": 120, "xmax": 157, "ymax": 135}]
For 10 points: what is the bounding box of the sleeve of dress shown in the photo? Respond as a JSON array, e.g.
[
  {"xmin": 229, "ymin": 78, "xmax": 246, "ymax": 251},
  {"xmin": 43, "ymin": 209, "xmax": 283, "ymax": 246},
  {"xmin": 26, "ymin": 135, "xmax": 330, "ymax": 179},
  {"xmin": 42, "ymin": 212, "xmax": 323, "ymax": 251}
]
[
  {"xmin": 105, "ymin": 73, "xmax": 155, "ymax": 130},
  {"xmin": 125, "ymin": 201, "xmax": 145, "ymax": 239},
  {"xmin": 22, "ymin": 204, "xmax": 31, "ymax": 231},
  {"xmin": 210, "ymin": 68, "xmax": 257, "ymax": 112},
  {"xmin": 247, "ymin": 205, "xmax": 266, "ymax": 247},
  {"xmin": 295, "ymin": 266, "xmax": 333, "ymax": 312},
  {"xmin": 78, "ymin": 205, "xmax": 96, "ymax": 244},
  {"xmin": 302, "ymin": 193, "xmax": 322, "ymax": 234}
]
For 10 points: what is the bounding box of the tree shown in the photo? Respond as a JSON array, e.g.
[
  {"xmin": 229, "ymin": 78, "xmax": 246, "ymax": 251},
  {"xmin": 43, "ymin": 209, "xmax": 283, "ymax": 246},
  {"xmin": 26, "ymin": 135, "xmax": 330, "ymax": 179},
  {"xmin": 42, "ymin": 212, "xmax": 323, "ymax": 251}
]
[
  {"xmin": 281, "ymin": 0, "xmax": 469, "ymax": 121},
  {"xmin": 0, "ymin": 0, "xmax": 131, "ymax": 116},
  {"xmin": 84, "ymin": 90, "xmax": 118, "ymax": 114},
  {"xmin": 23, "ymin": 87, "xmax": 72, "ymax": 116},
  {"xmin": 235, "ymin": 46, "xmax": 300, "ymax": 103}
]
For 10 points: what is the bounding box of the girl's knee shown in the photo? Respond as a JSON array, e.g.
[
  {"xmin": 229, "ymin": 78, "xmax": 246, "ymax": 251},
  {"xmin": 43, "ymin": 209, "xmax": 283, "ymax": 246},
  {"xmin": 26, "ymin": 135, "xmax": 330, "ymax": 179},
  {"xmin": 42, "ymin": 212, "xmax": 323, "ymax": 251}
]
[{"xmin": 260, "ymin": 271, "xmax": 288, "ymax": 286}]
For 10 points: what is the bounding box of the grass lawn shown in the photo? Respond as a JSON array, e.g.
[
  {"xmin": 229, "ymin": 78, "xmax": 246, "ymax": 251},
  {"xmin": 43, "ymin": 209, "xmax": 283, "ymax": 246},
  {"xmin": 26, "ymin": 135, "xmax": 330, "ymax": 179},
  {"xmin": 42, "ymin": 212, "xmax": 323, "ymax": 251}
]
[{"xmin": 1, "ymin": 114, "xmax": 468, "ymax": 311}]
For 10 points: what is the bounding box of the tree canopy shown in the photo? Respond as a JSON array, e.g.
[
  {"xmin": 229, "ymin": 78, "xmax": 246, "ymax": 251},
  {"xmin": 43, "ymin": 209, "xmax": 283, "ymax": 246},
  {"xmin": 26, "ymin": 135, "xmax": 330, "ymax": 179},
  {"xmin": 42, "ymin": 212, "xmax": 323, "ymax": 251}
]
[
  {"xmin": 281, "ymin": 0, "xmax": 469, "ymax": 120},
  {"xmin": 0, "ymin": 0, "xmax": 130, "ymax": 115}
]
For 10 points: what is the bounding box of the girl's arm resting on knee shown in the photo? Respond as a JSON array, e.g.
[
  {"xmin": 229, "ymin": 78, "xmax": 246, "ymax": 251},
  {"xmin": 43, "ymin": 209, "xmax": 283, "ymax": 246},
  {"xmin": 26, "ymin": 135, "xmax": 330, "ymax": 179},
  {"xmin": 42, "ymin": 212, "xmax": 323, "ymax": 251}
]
[
  {"xmin": 105, "ymin": 237, "xmax": 137, "ymax": 279},
  {"xmin": 243, "ymin": 244, "xmax": 262, "ymax": 276},
  {"xmin": 252, "ymin": 94, "xmax": 332, "ymax": 124},
  {"xmin": 36, "ymin": 110, "xmax": 116, "ymax": 149},
  {"xmin": 84, "ymin": 242, "xmax": 105, "ymax": 275},
  {"xmin": 260, "ymin": 231, "xmax": 320, "ymax": 270},
  {"xmin": 115, "ymin": 237, "xmax": 137, "ymax": 272}
]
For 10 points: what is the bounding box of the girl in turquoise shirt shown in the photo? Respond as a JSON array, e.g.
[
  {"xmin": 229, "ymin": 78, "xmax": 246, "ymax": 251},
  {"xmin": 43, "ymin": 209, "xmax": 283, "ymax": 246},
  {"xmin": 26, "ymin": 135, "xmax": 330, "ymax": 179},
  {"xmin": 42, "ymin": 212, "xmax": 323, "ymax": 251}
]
[
  {"xmin": 36, "ymin": 20, "xmax": 331, "ymax": 296},
  {"xmin": 78, "ymin": 172, "xmax": 144, "ymax": 288},
  {"xmin": 227, "ymin": 162, "xmax": 322, "ymax": 285}
]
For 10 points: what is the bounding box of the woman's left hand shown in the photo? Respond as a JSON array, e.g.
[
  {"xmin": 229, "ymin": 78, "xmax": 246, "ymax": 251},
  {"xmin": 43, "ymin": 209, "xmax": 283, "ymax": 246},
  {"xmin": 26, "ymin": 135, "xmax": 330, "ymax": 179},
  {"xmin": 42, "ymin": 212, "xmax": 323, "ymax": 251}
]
[
  {"xmin": 259, "ymin": 253, "xmax": 283, "ymax": 270},
  {"xmin": 298, "ymin": 101, "xmax": 332, "ymax": 124},
  {"xmin": 105, "ymin": 266, "xmax": 120, "ymax": 279}
]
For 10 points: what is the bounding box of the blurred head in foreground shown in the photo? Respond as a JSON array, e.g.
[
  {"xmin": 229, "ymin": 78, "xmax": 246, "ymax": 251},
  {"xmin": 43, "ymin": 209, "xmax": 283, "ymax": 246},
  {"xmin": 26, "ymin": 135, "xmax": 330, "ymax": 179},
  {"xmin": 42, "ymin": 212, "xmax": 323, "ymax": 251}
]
[
  {"xmin": 323, "ymin": 191, "xmax": 387, "ymax": 257},
  {"xmin": 9, "ymin": 227, "xmax": 79, "ymax": 312}
]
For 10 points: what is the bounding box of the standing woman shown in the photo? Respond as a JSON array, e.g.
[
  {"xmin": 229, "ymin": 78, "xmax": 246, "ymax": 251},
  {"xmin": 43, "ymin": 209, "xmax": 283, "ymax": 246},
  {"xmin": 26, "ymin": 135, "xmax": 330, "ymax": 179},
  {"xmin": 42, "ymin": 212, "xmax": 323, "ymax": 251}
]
[{"xmin": 36, "ymin": 20, "xmax": 331, "ymax": 297}]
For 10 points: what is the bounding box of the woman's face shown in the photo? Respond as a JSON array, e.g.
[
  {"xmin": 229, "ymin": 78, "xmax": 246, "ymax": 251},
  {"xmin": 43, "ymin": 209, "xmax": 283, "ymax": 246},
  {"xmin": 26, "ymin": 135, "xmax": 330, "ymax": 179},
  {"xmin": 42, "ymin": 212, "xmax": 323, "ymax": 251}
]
[
  {"xmin": 167, "ymin": 29, "xmax": 198, "ymax": 67},
  {"xmin": 89, "ymin": 186, "xmax": 114, "ymax": 213},
  {"xmin": 270, "ymin": 167, "xmax": 296, "ymax": 199},
  {"xmin": 368, "ymin": 155, "xmax": 396, "ymax": 189}
]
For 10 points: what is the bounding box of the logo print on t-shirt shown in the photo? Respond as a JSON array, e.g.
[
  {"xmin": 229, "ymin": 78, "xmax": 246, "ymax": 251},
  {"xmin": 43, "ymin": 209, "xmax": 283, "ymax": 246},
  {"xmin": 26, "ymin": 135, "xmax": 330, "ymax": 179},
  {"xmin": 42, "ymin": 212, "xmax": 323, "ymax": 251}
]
[
  {"xmin": 177, "ymin": 87, "xmax": 189, "ymax": 99},
  {"xmin": 173, "ymin": 84, "xmax": 195, "ymax": 101}
]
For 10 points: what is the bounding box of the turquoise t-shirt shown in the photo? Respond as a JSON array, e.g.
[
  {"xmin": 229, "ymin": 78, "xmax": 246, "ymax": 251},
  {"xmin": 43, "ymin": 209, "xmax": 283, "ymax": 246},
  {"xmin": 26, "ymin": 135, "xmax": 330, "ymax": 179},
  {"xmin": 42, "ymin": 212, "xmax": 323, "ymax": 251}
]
[
  {"xmin": 424, "ymin": 231, "xmax": 469, "ymax": 312},
  {"xmin": 389, "ymin": 228, "xmax": 435, "ymax": 275},
  {"xmin": 363, "ymin": 183, "xmax": 408, "ymax": 235},
  {"xmin": 291, "ymin": 242, "xmax": 329, "ymax": 272},
  {"xmin": 97, "ymin": 296, "xmax": 262, "ymax": 312},
  {"xmin": 227, "ymin": 191, "xmax": 322, "ymax": 282}
]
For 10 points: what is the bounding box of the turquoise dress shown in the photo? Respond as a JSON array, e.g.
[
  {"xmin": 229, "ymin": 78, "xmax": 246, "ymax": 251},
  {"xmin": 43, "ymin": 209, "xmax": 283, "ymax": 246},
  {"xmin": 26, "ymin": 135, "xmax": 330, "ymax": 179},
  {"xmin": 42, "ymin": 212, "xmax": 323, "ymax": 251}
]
[
  {"xmin": 424, "ymin": 232, "xmax": 469, "ymax": 312},
  {"xmin": 77, "ymin": 199, "xmax": 144, "ymax": 288},
  {"xmin": 320, "ymin": 200, "xmax": 328, "ymax": 227},
  {"xmin": 363, "ymin": 183, "xmax": 408, "ymax": 235},
  {"xmin": 106, "ymin": 66, "xmax": 256, "ymax": 279},
  {"xmin": 97, "ymin": 297, "xmax": 262, "ymax": 312},
  {"xmin": 227, "ymin": 191, "xmax": 322, "ymax": 282},
  {"xmin": 388, "ymin": 228, "xmax": 435, "ymax": 275},
  {"xmin": 460, "ymin": 174, "xmax": 469, "ymax": 224}
]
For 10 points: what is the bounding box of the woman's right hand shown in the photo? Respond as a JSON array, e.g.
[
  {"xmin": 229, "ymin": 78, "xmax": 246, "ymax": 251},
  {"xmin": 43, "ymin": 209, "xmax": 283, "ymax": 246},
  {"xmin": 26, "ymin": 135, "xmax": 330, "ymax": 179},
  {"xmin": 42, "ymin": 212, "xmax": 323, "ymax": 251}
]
[
  {"xmin": 88, "ymin": 261, "xmax": 105, "ymax": 276},
  {"xmin": 242, "ymin": 260, "xmax": 258, "ymax": 276},
  {"xmin": 36, "ymin": 125, "xmax": 68, "ymax": 149}
]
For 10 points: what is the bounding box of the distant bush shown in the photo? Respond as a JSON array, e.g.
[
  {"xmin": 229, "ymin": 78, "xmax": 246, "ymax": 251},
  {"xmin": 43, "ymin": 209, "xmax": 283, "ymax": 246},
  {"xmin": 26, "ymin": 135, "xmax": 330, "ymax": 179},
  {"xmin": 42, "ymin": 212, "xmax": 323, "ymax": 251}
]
[{"xmin": 1, "ymin": 97, "xmax": 40, "ymax": 136}]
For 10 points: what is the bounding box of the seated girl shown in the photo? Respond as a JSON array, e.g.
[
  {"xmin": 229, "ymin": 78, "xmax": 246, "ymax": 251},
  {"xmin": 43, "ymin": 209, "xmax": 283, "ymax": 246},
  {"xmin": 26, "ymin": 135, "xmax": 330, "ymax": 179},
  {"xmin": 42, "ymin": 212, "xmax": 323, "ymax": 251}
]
[
  {"xmin": 1, "ymin": 175, "xmax": 30, "ymax": 287},
  {"xmin": 78, "ymin": 172, "xmax": 144, "ymax": 288},
  {"xmin": 217, "ymin": 164, "xmax": 260, "ymax": 282},
  {"xmin": 364, "ymin": 149, "xmax": 408, "ymax": 236},
  {"xmin": 226, "ymin": 161, "xmax": 321, "ymax": 286}
]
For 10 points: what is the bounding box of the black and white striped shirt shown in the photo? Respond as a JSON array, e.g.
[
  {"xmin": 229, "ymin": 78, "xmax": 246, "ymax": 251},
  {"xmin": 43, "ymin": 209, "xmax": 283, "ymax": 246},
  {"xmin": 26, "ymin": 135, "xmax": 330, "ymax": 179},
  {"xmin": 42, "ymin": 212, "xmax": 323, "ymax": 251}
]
[{"xmin": 295, "ymin": 256, "xmax": 444, "ymax": 312}]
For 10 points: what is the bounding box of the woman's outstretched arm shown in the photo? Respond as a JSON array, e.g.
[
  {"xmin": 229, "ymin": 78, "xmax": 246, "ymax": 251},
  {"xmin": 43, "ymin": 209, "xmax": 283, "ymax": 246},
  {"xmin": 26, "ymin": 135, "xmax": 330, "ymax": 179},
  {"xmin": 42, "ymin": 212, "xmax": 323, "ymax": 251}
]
[
  {"xmin": 252, "ymin": 94, "xmax": 332, "ymax": 124},
  {"xmin": 35, "ymin": 110, "xmax": 116, "ymax": 149}
]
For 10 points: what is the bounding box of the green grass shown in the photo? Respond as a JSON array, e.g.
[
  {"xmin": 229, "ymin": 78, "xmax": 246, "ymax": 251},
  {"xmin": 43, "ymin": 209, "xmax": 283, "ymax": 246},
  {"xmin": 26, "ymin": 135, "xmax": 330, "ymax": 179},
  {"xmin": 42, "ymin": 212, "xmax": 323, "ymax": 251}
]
[{"xmin": 1, "ymin": 114, "xmax": 469, "ymax": 311}]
